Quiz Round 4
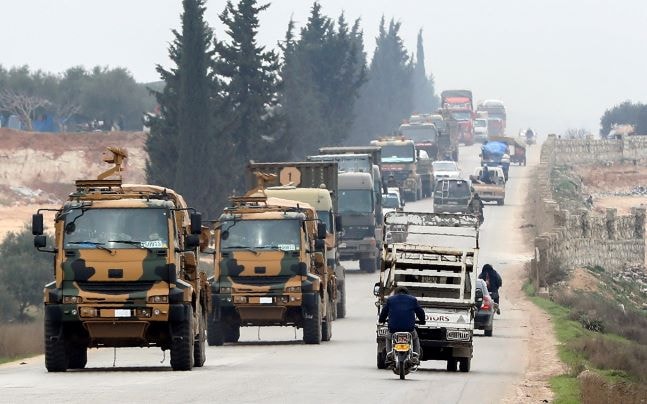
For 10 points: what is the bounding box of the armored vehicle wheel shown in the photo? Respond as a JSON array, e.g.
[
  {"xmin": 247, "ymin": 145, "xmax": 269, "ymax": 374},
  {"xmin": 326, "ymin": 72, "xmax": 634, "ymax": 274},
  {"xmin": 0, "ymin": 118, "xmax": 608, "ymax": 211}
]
[
  {"xmin": 359, "ymin": 258, "xmax": 376, "ymax": 273},
  {"xmin": 377, "ymin": 349, "xmax": 387, "ymax": 369},
  {"xmin": 446, "ymin": 358, "xmax": 458, "ymax": 372},
  {"xmin": 303, "ymin": 297, "xmax": 322, "ymax": 344},
  {"xmin": 484, "ymin": 327, "xmax": 493, "ymax": 337},
  {"xmin": 67, "ymin": 345, "xmax": 87, "ymax": 369},
  {"xmin": 193, "ymin": 312, "xmax": 206, "ymax": 367},
  {"xmin": 321, "ymin": 295, "xmax": 333, "ymax": 342},
  {"xmin": 459, "ymin": 357, "xmax": 471, "ymax": 372},
  {"xmin": 207, "ymin": 317, "xmax": 225, "ymax": 346},
  {"xmin": 45, "ymin": 318, "xmax": 67, "ymax": 372},
  {"xmin": 336, "ymin": 282, "xmax": 346, "ymax": 319},
  {"xmin": 170, "ymin": 305, "xmax": 194, "ymax": 371},
  {"xmin": 224, "ymin": 324, "xmax": 240, "ymax": 343}
]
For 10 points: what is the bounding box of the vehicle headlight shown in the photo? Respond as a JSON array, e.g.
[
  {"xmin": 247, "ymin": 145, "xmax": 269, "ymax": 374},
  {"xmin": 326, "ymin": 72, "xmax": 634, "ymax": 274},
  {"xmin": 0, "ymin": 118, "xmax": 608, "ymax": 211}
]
[
  {"xmin": 63, "ymin": 296, "xmax": 83, "ymax": 304},
  {"xmin": 285, "ymin": 286, "xmax": 300, "ymax": 293},
  {"xmin": 148, "ymin": 295, "xmax": 168, "ymax": 303},
  {"xmin": 220, "ymin": 286, "xmax": 232, "ymax": 294}
]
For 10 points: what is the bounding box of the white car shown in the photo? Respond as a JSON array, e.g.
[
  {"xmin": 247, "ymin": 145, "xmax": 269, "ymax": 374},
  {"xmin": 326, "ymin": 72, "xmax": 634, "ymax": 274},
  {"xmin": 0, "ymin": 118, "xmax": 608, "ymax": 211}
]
[
  {"xmin": 382, "ymin": 192, "xmax": 402, "ymax": 219},
  {"xmin": 432, "ymin": 160, "xmax": 462, "ymax": 183}
]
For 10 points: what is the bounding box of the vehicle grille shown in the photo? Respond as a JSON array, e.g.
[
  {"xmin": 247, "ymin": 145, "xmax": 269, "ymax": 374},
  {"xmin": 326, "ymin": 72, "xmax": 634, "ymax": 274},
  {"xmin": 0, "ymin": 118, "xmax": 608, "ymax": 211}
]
[
  {"xmin": 230, "ymin": 276, "xmax": 292, "ymax": 286},
  {"xmin": 77, "ymin": 281, "xmax": 155, "ymax": 294},
  {"xmin": 343, "ymin": 226, "xmax": 373, "ymax": 240}
]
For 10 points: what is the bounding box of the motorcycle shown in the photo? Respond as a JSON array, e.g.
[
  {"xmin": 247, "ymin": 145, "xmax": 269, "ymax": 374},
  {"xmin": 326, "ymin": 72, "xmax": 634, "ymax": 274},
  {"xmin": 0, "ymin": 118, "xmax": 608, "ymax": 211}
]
[{"xmin": 388, "ymin": 331, "xmax": 418, "ymax": 379}]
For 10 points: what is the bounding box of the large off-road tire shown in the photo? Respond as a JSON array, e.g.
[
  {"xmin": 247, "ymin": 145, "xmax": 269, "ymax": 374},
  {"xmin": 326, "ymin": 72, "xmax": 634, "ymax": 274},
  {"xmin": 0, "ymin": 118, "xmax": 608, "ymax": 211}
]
[
  {"xmin": 224, "ymin": 324, "xmax": 240, "ymax": 343},
  {"xmin": 359, "ymin": 258, "xmax": 376, "ymax": 273},
  {"xmin": 44, "ymin": 318, "xmax": 67, "ymax": 372},
  {"xmin": 484, "ymin": 327, "xmax": 493, "ymax": 337},
  {"xmin": 303, "ymin": 297, "xmax": 322, "ymax": 344},
  {"xmin": 459, "ymin": 357, "xmax": 471, "ymax": 372},
  {"xmin": 193, "ymin": 311, "xmax": 206, "ymax": 367},
  {"xmin": 170, "ymin": 305, "xmax": 194, "ymax": 371},
  {"xmin": 336, "ymin": 282, "xmax": 346, "ymax": 319},
  {"xmin": 446, "ymin": 358, "xmax": 458, "ymax": 372},
  {"xmin": 207, "ymin": 316, "xmax": 225, "ymax": 346},
  {"xmin": 321, "ymin": 295, "xmax": 333, "ymax": 342},
  {"xmin": 67, "ymin": 345, "xmax": 87, "ymax": 369}
]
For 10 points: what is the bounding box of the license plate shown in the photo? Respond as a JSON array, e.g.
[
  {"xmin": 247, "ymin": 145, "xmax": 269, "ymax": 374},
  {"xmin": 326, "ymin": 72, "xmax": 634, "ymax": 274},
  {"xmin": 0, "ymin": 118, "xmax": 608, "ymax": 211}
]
[
  {"xmin": 114, "ymin": 309, "xmax": 131, "ymax": 318},
  {"xmin": 259, "ymin": 297, "xmax": 273, "ymax": 304},
  {"xmin": 394, "ymin": 343, "xmax": 410, "ymax": 351},
  {"xmin": 376, "ymin": 327, "xmax": 389, "ymax": 337}
]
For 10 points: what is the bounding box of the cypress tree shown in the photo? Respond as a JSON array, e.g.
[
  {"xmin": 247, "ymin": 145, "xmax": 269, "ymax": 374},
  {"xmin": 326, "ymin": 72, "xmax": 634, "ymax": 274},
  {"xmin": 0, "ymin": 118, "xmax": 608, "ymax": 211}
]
[{"xmin": 412, "ymin": 29, "xmax": 438, "ymax": 113}]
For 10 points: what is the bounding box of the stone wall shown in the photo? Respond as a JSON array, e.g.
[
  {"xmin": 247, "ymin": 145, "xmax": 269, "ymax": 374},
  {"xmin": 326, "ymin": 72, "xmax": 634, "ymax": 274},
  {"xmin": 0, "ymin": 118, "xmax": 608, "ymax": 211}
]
[{"xmin": 532, "ymin": 135, "xmax": 646, "ymax": 286}]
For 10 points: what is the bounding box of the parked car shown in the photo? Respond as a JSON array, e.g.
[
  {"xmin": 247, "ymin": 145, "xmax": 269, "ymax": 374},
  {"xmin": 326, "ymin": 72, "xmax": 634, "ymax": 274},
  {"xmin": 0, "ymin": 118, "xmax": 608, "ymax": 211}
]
[{"xmin": 474, "ymin": 279, "xmax": 494, "ymax": 336}]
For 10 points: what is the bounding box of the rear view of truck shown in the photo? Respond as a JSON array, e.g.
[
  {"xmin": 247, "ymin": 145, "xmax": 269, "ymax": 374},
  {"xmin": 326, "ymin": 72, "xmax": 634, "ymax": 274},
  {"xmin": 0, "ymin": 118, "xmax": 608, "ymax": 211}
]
[{"xmin": 375, "ymin": 212, "xmax": 480, "ymax": 372}]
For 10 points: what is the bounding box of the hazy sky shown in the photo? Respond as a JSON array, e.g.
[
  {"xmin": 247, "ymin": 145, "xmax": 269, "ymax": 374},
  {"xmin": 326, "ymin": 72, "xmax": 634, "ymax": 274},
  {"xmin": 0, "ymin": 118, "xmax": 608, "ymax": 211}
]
[{"xmin": 2, "ymin": 0, "xmax": 646, "ymax": 135}]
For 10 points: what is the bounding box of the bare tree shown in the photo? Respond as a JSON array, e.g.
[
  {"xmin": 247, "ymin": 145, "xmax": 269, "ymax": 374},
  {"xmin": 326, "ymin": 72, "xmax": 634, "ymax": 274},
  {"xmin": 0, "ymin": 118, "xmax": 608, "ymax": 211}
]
[
  {"xmin": 0, "ymin": 89, "xmax": 51, "ymax": 131},
  {"xmin": 54, "ymin": 101, "xmax": 81, "ymax": 132},
  {"xmin": 563, "ymin": 128, "xmax": 590, "ymax": 139}
]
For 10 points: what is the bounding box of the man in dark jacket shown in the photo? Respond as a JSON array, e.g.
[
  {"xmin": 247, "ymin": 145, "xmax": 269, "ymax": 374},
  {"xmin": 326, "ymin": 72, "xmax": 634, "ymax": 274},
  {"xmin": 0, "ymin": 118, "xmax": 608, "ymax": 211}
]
[
  {"xmin": 378, "ymin": 286, "xmax": 426, "ymax": 363},
  {"xmin": 478, "ymin": 264, "xmax": 502, "ymax": 313}
]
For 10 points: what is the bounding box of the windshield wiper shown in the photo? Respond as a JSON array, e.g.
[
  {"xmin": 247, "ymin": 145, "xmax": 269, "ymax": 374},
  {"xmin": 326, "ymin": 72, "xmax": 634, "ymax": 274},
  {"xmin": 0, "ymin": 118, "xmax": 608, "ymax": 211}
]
[
  {"xmin": 221, "ymin": 245, "xmax": 259, "ymax": 255},
  {"xmin": 67, "ymin": 241, "xmax": 113, "ymax": 254},
  {"xmin": 109, "ymin": 240, "xmax": 154, "ymax": 253}
]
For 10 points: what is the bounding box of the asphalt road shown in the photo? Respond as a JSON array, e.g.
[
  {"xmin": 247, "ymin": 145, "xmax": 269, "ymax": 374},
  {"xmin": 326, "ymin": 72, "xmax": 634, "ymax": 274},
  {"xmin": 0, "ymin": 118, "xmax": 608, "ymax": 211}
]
[{"xmin": 0, "ymin": 143, "xmax": 535, "ymax": 404}]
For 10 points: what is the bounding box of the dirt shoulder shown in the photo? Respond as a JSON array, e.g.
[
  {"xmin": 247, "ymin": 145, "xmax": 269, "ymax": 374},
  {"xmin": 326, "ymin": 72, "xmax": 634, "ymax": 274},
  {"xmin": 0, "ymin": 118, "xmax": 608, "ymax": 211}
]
[{"xmin": 502, "ymin": 144, "xmax": 565, "ymax": 403}]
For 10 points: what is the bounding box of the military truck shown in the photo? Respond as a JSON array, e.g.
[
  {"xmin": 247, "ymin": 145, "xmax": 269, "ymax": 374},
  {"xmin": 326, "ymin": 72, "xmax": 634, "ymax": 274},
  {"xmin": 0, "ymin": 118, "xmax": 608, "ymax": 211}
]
[
  {"xmin": 33, "ymin": 147, "xmax": 207, "ymax": 372},
  {"xmin": 208, "ymin": 176, "xmax": 332, "ymax": 345},
  {"xmin": 371, "ymin": 137, "xmax": 433, "ymax": 201},
  {"xmin": 337, "ymin": 171, "xmax": 381, "ymax": 273},
  {"xmin": 307, "ymin": 153, "xmax": 383, "ymax": 273},
  {"xmin": 245, "ymin": 161, "xmax": 346, "ymax": 318},
  {"xmin": 374, "ymin": 212, "xmax": 482, "ymax": 373}
]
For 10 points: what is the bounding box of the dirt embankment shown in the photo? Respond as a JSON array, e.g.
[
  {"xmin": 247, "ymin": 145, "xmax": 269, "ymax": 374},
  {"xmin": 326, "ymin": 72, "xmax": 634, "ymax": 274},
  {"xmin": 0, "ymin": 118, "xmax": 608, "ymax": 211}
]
[{"xmin": 0, "ymin": 128, "xmax": 148, "ymax": 240}]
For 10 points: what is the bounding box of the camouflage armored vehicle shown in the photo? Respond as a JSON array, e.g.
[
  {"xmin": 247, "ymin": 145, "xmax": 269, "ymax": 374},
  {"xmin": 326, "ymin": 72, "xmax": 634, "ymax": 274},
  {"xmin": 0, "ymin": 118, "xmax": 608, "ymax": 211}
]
[
  {"xmin": 208, "ymin": 175, "xmax": 332, "ymax": 345},
  {"xmin": 246, "ymin": 161, "xmax": 346, "ymax": 318},
  {"xmin": 33, "ymin": 147, "xmax": 208, "ymax": 372}
]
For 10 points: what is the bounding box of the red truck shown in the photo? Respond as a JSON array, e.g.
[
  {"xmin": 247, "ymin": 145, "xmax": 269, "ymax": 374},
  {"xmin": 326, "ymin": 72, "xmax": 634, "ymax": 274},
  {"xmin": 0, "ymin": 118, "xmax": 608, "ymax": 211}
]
[{"xmin": 440, "ymin": 90, "xmax": 475, "ymax": 146}]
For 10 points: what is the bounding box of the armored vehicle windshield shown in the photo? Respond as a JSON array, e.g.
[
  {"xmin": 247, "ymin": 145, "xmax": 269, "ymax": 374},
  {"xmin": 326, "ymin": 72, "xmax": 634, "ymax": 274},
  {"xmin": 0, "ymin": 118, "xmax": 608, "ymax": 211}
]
[
  {"xmin": 220, "ymin": 219, "xmax": 301, "ymax": 251},
  {"xmin": 63, "ymin": 207, "xmax": 169, "ymax": 249}
]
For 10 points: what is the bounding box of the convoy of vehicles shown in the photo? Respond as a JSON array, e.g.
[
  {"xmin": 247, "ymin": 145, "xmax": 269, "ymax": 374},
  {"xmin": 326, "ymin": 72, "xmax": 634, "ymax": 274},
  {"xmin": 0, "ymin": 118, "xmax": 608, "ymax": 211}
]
[
  {"xmin": 375, "ymin": 212, "xmax": 483, "ymax": 373},
  {"xmin": 208, "ymin": 174, "xmax": 333, "ymax": 345},
  {"xmin": 33, "ymin": 147, "xmax": 208, "ymax": 372}
]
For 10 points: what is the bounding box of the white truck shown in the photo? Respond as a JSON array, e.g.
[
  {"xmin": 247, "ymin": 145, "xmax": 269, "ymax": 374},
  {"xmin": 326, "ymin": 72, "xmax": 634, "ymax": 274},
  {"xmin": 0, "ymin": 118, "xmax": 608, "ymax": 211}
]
[{"xmin": 374, "ymin": 212, "xmax": 483, "ymax": 372}]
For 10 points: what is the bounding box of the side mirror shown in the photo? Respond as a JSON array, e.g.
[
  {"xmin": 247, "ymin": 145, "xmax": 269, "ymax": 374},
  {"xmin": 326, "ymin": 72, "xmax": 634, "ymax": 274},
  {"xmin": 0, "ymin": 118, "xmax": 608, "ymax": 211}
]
[
  {"xmin": 190, "ymin": 213, "xmax": 202, "ymax": 235},
  {"xmin": 34, "ymin": 235, "xmax": 47, "ymax": 248},
  {"xmin": 475, "ymin": 289, "xmax": 484, "ymax": 309},
  {"xmin": 32, "ymin": 213, "xmax": 44, "ymax": 235},
  {"xmin": 317, "ymin": 222, "xmax": 327, "ymax": 240},
  {"xmin": 335, "ymin": 215, "xmax": 343, "ymax": 232},
  {"xmin": 185, "ymin": 234, "xmax": 200, "ymax": 249},
  {"xmin": 314, "ymin": 239, "xmax": 326, "ymax": 252},
  {"xmin": 373, "ymin": 282, "xmax": 381, "ymax": 297}
]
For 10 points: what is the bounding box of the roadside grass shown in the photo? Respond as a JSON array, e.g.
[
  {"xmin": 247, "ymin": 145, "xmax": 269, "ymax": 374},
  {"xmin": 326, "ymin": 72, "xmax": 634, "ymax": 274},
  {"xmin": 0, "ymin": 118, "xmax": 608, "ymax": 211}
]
[
  {"xmin": 524, "ymin": 281, "xmax": 647, "ymax": 403},
  {"xmin": 0, "ymin": 319, "xmax": 43, "ymax": 364}
]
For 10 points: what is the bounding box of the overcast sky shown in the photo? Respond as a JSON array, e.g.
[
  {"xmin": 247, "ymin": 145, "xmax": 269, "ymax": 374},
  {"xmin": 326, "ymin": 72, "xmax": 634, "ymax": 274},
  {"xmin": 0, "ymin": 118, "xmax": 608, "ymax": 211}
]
[{"xmin": 2, "ymin": 0, "xmax": 646, "ymax": 135}]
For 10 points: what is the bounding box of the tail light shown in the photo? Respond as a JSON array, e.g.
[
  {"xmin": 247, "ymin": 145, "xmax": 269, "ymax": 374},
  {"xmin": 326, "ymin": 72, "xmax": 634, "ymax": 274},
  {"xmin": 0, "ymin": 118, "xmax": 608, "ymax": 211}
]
[{"xmin": 481, "ymin": 295, "xmax": 492, "ymax": 311}]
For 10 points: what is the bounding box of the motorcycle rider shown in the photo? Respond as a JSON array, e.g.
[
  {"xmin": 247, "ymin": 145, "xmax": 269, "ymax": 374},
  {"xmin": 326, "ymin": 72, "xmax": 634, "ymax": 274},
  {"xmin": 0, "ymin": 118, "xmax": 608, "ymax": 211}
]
[
  {"xmin": 478, "ymin": 264, "xmax": 502, "ymax": 314},
  {"xmin": 378, "ymin": 286, "xmax": 426, "ymax": 364}
]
